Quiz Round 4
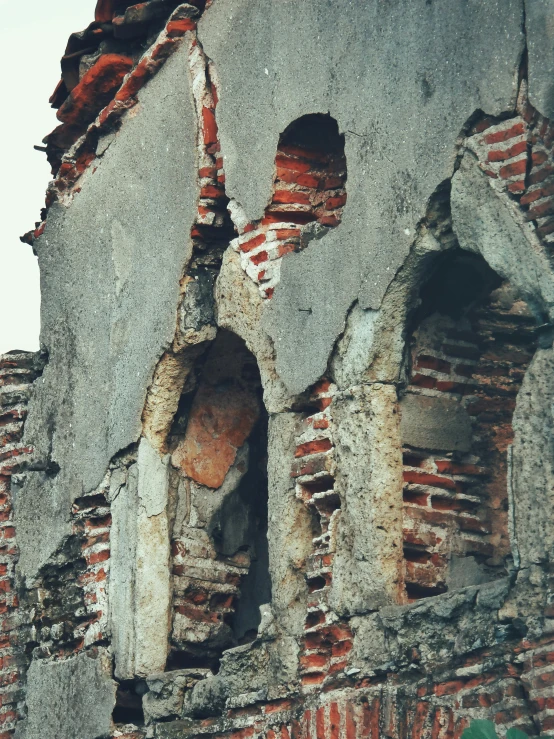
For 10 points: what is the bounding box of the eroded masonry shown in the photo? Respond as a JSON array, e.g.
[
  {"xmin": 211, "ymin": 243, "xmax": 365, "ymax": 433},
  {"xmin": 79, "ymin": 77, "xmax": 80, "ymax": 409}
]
[{"xmin": 4, "ymin": 1, "xmax": 554, "ymax": 737}]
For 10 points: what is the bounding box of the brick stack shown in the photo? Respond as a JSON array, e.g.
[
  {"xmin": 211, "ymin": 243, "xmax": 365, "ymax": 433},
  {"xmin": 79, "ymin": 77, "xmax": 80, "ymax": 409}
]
[
  {"xmin": 23, "ymin": 2, "xmax": 206, "ymax": 244},
  {"xmin": 0, "ymin": 352, "xmax": 39, "ymax": 738},
  {"xmin": 171, "ymin": 527, "xmax": 251, "ymax": 665},
  {"xmin": 176, "ymin": 633, "xmax": 554, "ymax": 739},
  {"xmin": 291, "ymin": 380, "xmax": 353, "ymax": 689}
]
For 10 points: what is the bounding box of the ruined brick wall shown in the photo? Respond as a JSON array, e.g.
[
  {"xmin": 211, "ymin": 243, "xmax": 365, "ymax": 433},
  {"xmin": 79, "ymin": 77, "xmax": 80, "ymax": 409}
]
[
  {"xmin": 6, "ymin": 2, "xmax": 554, "ymax": 739},
  {"xmin": 0, "ymin": 353, "xmax": 40, "ymax": 737}
]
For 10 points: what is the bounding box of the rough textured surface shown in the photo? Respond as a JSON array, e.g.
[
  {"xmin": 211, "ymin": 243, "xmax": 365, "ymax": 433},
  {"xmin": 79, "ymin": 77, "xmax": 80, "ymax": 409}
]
[
  {"xmin": 110, "ymin": 438, "xmax": 171, "ymax": 679},
  {"xmin": 331, "ymin": 384, "xmax": 404, "ymax": 616},
  {"xmin": 400, "ymin": 393, "xmax": 473, "ymax": 453},
  {"xmin": 19, "ymin": 650, "xmax": 116, "ymax": 739},
  {"xmin": 452, "ymin": 154, "xmax": 554, "ymax": 323},
  {"xmin": 7, "ymin": 1, "xmax": 554, "ymax": 738},
  {"xmin": 267, "ymin": 413, "xmax": 312, "ymax": 638},
  {"xmin": 526, "ymin": 0, "xmax": 554, "ymax": 119},
  {"xmin": 512, "ymin": 346, "xmax": 554, "ymax": 566},
  {"xmin": 16, "ymin": 42, "xmax": 198, "ymax": 579},
  {"xmin": 200, "ymin": 0, "xmax": 524, "ymax": 394}
]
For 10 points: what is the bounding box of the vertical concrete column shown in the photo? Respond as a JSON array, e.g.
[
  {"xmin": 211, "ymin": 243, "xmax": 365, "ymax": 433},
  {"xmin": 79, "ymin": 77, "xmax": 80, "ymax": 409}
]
[
  {"xmin": 267, "ymin": 412, "xmax": 314, "ymax": 638},
  {"xmin": 512, "ymin": 346, "xmax": 554, "ymax": 567},
  {"xmin": 109, "ymin": 437, "xmax": 171, "ymax": 678},
  {"xmin": 330, "ymin": 383, "xmax": 404, "ymax": 616}
]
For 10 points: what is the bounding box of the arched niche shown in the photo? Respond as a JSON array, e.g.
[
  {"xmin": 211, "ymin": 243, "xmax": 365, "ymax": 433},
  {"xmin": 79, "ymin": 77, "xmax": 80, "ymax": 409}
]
[
  {"xmin": 400, "ymin": 248, "xmax": 539, "ymax": 599},
  {"xmin": 167, "ymin": 330, "xmax": 272, "ymax": 667}
]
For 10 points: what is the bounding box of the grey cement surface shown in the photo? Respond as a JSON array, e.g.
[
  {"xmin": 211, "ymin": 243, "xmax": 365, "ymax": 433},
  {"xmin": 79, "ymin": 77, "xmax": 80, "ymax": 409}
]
[
  {"xmin": 110, "ymin": 439, "xmax": 171, "ymax": 679},
  {"xmin": 19, "ymin": 650, "xmax": 115, "ymax": 739},
  {"xmin": 512, "ymin": 346, "xmax": 554, "ymax": 567},
  {"xmin": 16, "ymin": 42, "xmax": 198, "ymax": 579},
  {"xmin": 331, "ymin": 384, "xmax": 404, "ymax": 616},
  {"xmin": 526, "ymin": 0, "xmax": 554, "ymax": 119},
  {"xmin": 267, "ymin": 413, "xmax": 312, "ymax": 638},
  {"xmin": 452, "ymin": 154, "xmax": 554, "ymax": 324},
  {"xmin": 400, "ymin": 393, "xmax": 473, "ymax": 453},
  {"xmin": 109, "ymin": 462, "xmax": 138, "ymax": 680},
  {"xmin": 200, "ymin": 0, "xmax": 524, "ymax": 394}
]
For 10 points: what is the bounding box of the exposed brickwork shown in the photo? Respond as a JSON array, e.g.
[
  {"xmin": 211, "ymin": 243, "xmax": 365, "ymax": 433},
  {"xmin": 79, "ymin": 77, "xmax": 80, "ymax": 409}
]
[
  {"xmin": 11, "ymin": 4, "xmax": 554, "ymax": 738},
  {"xmin": 293, "ymin": 380, "xmax": 353, "ymax": 689},
  {"xmin": 230, "ymin": 117, "xmax": 347, "ymax": 298},
  {"xmin": 0, "ymin": 353, "xmax": 40, "ymax": 738},
  {"xmin": 402, "ymin": 277, "xmax": 537, "ymax": 600},
  {"xmin": 465, "ymin": 82, "xmax": 554, "ymax": 250},
  {"xmin": 163, "ymin": 634, "xmax": 554, "ymax": 739}
]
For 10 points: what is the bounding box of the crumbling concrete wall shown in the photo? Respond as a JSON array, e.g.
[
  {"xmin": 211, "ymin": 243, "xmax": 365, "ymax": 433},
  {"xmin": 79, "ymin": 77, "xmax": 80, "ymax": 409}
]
[{"xmin": 5, "ymin": 1, "xmax": 554, "ymax": 738}]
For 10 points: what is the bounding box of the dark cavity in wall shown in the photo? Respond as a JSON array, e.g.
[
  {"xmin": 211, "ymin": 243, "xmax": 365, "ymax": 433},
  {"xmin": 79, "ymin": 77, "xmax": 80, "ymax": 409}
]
[
  {"xmin": 168, "ymin": 331, "xmax": 272, "ymax": 667},
  {"xmin": 401, "ymin": 249, "xmax": 539, "ymax": 601},
  {"xmin": 210, "ymin": 408, "xmax": 270, "ymax": 645}
]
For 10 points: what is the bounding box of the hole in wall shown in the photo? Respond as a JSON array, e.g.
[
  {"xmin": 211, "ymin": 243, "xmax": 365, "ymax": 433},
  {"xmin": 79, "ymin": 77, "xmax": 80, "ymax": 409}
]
[
  {"xmin": 401, "ymin": 248, "xmax": 539, "ymax": 600},
  {"xmin": 167, "ymin": 331, "xmax": 272, "ymax": 664},
  {"xmin": 113, "ymin": 679, "xmax": 146, "ymax": 726}
]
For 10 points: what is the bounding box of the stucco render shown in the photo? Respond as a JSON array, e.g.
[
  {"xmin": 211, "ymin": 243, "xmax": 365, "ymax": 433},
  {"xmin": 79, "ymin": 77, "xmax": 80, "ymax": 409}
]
[{"xmin": 3, "ymin": 1, "xmax": 554, "ymax": 738}]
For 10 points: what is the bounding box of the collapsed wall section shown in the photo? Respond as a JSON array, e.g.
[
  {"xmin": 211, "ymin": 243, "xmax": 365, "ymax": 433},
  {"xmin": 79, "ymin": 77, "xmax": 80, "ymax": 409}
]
[
  {"xmin": 8, "ymin": 0, "xmax": 554, "ymax": 738},
  {"xmin": 401, "ymin": 251, "xmax": 538, "ymax": 599}
]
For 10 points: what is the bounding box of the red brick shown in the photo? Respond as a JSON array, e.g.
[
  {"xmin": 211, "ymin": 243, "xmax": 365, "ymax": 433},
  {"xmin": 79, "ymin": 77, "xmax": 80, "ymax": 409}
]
[
  {"xmin": 264, "ymin": 699, "xmax": 294, "ymax": 714},
  {"xmin": 532, "ymin": 149, "xmax": 549, "ymax": 166},
  {"xmin": 499, "ymin": 158, "xmax": 527, "ymax": 179},
  {"xmin": 416, "ymin": 355, "xmax": 451, "ymax": 373},
  {"xmin": 200, "ymin": 184, "xmax": 225, "ymax": 199},
  {"xmin": 250, "ymin": 251, "xmax": 269, "ymax": 266},
  {"xmin": 300, "ymin": 653, "xmax": 328, "ymax": 669},
  {"xmin": 277, "ymin": 243, "xmax": 296, "ymax": 257},
  {"xmin": 508, "ymin": 180, "xmax": 526, "ymax": 193},
  {"xmin": 275, "ymin": 155, "xmax": 312, "ymax": 173},
  {"xmin": 319, "ymin": 215, "xmax": 340, "ymax": 227},
  {"xmin": 529, "ymin": 164, "xmax": 554, "ymax": 185},
  {"xmin": 240, "ymin": 233, "xmax": 266, "ymax": 253},
  {"xmin": 295, "ymin": 439, "xmax": 332, "ymax": 458},
  {"xmin": 302, "ymin": 672, "xmax": 325, "ymax": 687},
  {"xmin": 329, "ymin": 703, "xmax": 340, "ymax": 739},
  {"xmin": 199, "ymin": 166, "xmax": 217, "ymax": 179},
  {"xmin": 167, "ymin": 18, "xmax": 196, "ymax": 36},
  {"xmin": 483, "ymin": 121, "xmax": 526, "ymax": 145},
  {"xmin": 521, "ymin": 179, "xmax": 554, "ymax": 205},
  {"xmin": 322, "ymin": 175, "xmax": 345, "ymax": 190},
  {"xmin": 487, "ymin": 139, "xmax": 527, "ymax": 162},
  {"xmin": 273, "ymin": 190, "xmax": 311, "ymax": 205},
  {"xmin": 325, "ymin": 194, "xmax": 347, "ymax": 210},
  {"xmin": 57, "ymin": 54, "xmax": 133, "ymax": 126},
  {"xmin": 316, "ymin": 706, "xmax": 326, "ymax": 739},
  {"xmin": 202, "ymin": 107, "xmax": 218, "ymax": 146}
]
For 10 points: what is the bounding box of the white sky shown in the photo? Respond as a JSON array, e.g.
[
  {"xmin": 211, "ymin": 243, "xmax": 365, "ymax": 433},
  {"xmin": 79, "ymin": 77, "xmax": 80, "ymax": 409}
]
[{"xmin": 0, "ymin": 0, "xmax": 96, "ymax": 354}]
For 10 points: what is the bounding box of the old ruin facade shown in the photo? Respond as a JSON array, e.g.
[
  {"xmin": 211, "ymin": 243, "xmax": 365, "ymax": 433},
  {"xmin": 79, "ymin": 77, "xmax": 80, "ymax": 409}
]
[{"xmin": 3, "ymin": 1, "xmax": 554, "ymax": 737}]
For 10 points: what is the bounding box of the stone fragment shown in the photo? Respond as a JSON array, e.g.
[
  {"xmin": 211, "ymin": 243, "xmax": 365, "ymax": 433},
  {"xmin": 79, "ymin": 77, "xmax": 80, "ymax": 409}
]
[
  {"xmin": 400, "ymin": 392, "xmax": 473, "ymax": 452},
  {"xmin": 331, "ymin": 383, "xmax": 404, "ymax": 615},
  {"xmin": 19, "ymin": 650, "xmax": 116, "ymax": 739},
  {"xmin": 171, "ymin": 333, "xmax": 261, "ymax": 489},
  {"xmin": 143, "ymin": 669, "xmax": 211, "ymax": 723},
  {"xmin": 57, "ymin": 54, "xmax": 133, "ymax": 127},
  {"xmin": 109, "ymin": 438, "xmax": 171, "ymax": 679}
]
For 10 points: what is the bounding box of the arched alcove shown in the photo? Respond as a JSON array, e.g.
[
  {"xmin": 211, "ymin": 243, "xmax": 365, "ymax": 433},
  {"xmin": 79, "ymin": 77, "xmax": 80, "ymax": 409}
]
[
  {"xmin": 400, "ymin": 249, "xmax": 539, "ymax": 600},
  {"xmin": 167, "ymin": 330, "xmax": 271, "ymax": 667},
  {"xmin": 234, "ymin": 112, "xmax": 347, "ymax": 298}
]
